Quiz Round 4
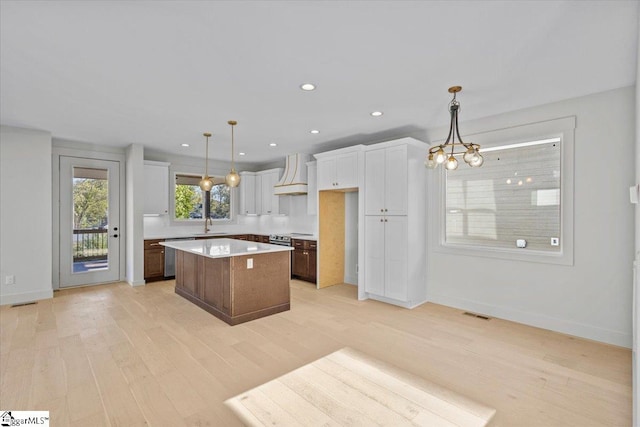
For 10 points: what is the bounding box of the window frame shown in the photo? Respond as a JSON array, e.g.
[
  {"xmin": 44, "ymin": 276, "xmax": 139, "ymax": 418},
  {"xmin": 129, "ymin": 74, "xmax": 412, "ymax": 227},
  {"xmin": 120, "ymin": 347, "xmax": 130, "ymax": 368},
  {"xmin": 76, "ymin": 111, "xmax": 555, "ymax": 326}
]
[
  {"xmin": 170, "ymin": 170, "xmax": 237, "ymax": 225},
  {"xmin": 429, "ymin": 116, "xmax": 575, "ymax": 266}
]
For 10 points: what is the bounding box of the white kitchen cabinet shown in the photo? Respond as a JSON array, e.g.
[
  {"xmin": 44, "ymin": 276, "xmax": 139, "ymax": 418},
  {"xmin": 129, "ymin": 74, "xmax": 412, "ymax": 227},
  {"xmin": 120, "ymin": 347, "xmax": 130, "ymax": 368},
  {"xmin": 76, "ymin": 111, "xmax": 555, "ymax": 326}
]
[
  {"xmin": 306, "ymin": 161, "xmax": 317, "ymax": 215},
  {"xmin": 239, "ymin": 172, "xmax": 257, "ymax": 215},
  {"xmin": 258, "ymin": 168, "xmax": 283, "ymax": 215},
  {"xmin": 361, "ymin": 138, "xmax": 428, "ymax": 308},
  {"xmin": 316, "ymin": 149, "xmax": 361, "ymax": 190},
  {"xmin": 239, "ymin": 168, "xmax": 283, "ymax": 215},
  {"xmin": 364, "ymin": 215, "xmax": 408, "ymax": 300},
  {"xmin": 144, "ymin": 161, "xmax": 170, "ymax": 215},
  {"xmin": 365, "ymin": 145, "xmax": 408, "ymax": 216}
]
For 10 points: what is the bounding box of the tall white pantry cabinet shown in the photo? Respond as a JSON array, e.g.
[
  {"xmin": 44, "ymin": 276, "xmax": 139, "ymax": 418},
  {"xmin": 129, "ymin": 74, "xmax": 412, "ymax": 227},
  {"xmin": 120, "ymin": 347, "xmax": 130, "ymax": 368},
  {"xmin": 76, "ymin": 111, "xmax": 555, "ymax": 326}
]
[{"xmin": 362, "ymin": 138, "xmax": 428, "ymax": 308}]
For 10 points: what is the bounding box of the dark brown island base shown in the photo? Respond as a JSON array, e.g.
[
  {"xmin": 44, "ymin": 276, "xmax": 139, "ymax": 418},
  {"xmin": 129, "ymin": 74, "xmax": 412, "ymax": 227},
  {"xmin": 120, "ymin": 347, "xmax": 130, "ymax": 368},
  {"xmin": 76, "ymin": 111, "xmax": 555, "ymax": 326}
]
[{"xmin": 161, "ymin": 238, "xmax": 294, "ymax": 325}]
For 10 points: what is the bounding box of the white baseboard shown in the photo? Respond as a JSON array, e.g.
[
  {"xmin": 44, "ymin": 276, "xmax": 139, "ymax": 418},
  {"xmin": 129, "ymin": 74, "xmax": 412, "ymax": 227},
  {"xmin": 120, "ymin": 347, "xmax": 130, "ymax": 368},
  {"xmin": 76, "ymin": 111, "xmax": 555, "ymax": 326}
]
[
  {"xmin": 0, "ymin": 289, "xmax": 54, "ymax": 306},
  {"xmin": 366, "ymin": 293, "xmax": 428, "ymax": 309},
  {"xmin": 427, "ymin": 291, "xmax": 631, "ymax": 348},
  {"xmin": 344, "ymin": 274, "xmax": 358, "ymax": 285},
  {"xmin": 128, "ymin": 279, "xmax": 146, "ymax": 287}
]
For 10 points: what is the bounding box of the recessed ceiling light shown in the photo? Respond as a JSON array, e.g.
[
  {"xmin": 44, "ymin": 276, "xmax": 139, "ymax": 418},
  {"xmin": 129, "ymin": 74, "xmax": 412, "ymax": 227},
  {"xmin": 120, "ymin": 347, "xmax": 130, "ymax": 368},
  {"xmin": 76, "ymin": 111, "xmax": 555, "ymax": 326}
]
[
  {"xmin": 181, "ymin": 143, "xmax": 190, "ymax": 147},
  {"xmin": 239, "ymin": 152, "xmax": 246, "ymax": 156},
  {"xmin": 370, "ymin": 111, "xmax": 383, "ymax": 117},
  {"xmin": 310, "ymin": 129, "xmax": 320, "ymax": 134},
  {"xmin": 300, "ymin": 83, "xmax": 316, "ymax": 91},
  {"xmin": 269, "ymin": 143, "xmax": 277, "ymax": 147}
]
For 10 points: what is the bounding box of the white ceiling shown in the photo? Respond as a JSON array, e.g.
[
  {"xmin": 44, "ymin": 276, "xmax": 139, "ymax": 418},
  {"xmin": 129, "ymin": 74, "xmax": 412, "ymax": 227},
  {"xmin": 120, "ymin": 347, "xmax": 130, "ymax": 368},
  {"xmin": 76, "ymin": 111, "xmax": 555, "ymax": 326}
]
[{"xmin": 1, "ymin": 1, "xmax": 638, "ymax": 166}]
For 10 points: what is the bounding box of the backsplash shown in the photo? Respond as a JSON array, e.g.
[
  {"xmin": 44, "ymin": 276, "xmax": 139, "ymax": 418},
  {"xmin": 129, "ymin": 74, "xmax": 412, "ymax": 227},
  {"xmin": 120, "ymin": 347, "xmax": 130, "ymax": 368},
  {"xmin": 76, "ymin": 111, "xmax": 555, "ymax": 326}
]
[{"xmin": 144, "ymin": 194, "xmax": 316, "ymax": 238}]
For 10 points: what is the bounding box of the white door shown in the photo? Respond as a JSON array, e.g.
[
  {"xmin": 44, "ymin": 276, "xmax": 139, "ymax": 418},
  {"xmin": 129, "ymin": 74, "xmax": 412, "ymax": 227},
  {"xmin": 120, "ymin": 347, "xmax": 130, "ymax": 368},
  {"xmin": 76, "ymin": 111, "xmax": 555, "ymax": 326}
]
[
  {"xmin": 59, "ymin": 156, "xmax": 121, "ymax": 287},
  {"xmin": 335, "ymin": 152, "xmax": 358, "ymax": 189},
  {"xmin": 364, "ymin": 149, "xmax": 385, "ymax": 215},
  {"xmin": 384, "ymin": 145, "xmax": 408, "ymax": 216}
]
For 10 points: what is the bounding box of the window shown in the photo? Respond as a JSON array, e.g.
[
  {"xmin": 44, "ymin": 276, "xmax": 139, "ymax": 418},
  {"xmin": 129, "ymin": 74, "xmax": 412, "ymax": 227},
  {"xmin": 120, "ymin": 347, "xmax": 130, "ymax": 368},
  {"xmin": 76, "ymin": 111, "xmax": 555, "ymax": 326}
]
[
  {"xmin": 445, "ymin": 138, "xmax": 561, "ymax": 252},
  {"xmin": 174, "ymin": 174, "xmax": 231, "ymax": 221},
  {"xmin": 431, "ymin": 116, "xmax": 575, "ymax": 265}
]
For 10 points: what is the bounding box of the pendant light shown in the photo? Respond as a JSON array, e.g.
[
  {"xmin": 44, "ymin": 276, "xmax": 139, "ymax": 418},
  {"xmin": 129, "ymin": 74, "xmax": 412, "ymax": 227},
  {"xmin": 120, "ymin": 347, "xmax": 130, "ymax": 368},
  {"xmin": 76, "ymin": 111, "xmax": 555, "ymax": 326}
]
[
  {"xmin": 199, "ymin": 132, "xmax": 214, "ymax": 192},
  {"xmin": 425, "ymin": 86, "xmax": 483, "ymax": 170},
  {"xmin": 225, "ymin": 120, "xmax": 241, "ymax": 187}
]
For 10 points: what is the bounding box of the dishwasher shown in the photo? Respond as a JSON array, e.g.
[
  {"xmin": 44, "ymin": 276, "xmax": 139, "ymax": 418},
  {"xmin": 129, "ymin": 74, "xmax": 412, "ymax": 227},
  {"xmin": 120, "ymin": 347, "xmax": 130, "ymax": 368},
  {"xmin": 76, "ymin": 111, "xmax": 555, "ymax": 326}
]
[{"xmin": 164, "ymin": 237, "xmax": 194, "ymax": 278}]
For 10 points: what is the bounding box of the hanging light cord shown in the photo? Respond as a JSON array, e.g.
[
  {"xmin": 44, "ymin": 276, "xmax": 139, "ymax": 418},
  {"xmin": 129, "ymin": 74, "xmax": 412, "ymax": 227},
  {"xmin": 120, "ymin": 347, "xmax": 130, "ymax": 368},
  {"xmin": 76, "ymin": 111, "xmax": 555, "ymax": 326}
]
[{"xmin": 230, "ymin": 124, "xmax": 235, "ymax": 171}]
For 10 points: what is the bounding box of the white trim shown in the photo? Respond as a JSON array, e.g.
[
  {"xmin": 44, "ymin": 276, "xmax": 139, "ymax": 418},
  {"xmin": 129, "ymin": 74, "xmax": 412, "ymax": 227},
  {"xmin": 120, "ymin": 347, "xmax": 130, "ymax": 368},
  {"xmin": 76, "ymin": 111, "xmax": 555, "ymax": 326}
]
[
  {"xmin": 52, "ymin": 147, "xmax": 126, "ymax": 289},
  {"xmin": 0, "ymin": 289, "xmax": 54, "ymax": 306},
  {"xmin": 128, "ymin": 279, "xmax": 146, "ymax": 287},
  {"xmin": 427, "ymin": 291, "xmax": 631, "ymax": 348},
  {"xmin": 430, "ymin": 116, "xmax": 575, "ymax": 266}
]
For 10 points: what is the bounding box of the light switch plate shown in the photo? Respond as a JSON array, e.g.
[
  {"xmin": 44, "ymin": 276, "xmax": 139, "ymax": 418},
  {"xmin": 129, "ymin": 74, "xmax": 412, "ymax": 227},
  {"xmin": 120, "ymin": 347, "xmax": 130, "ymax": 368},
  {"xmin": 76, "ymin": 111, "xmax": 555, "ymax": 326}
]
[
  {"xmin": 247, "ymin": 258, "xmax": 253, "ymax": 269},
  {"xmin": 516, "ymin": 239, "xmax": 527, "ymax": 248}
]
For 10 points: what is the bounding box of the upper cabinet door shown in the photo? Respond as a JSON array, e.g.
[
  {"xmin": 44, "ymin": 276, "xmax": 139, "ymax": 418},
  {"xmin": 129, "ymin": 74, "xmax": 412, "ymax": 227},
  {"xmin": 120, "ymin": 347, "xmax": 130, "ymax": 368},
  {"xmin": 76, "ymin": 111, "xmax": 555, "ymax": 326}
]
[
  {"xmin": 239, "ymin": 172, "xmax": 257, "ymax": 215},
  {"xmin": 384, "ymin": 145, "xmax": 408, "ymax": 216},
  {"xmin": 144, "ymin": 161, "xmax": 169, "ymax": 215},
  {"xmin": 317, "ymin": 157, "xmax": 336, "ymax": 190},
  {"xmin": 335, "ymin": 152, "xmax": 358, "ymax": 189},
  {"xmin": 364, "ymin": 149, "xmax": 385, "ymax": 215},
  {"xmin": 364, "ymin": 145, "xmax": 407, "ymax": 216}
]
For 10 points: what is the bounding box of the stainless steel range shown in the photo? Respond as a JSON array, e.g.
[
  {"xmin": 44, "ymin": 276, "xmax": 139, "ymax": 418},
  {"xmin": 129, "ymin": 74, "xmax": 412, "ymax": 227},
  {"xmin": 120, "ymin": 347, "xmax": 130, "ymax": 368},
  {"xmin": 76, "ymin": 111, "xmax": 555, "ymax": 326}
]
[{"xmin": 268, "ymin": 234, "xmax": 291, "ymax": 246}]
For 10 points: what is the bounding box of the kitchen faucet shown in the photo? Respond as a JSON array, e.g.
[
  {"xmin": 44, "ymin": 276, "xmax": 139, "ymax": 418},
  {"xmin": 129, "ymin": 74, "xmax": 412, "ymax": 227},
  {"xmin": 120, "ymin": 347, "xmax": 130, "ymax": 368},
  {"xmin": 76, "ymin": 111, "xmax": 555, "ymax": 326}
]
[{"xmin": 204, "ymin": 216, "xmax": 212, "ymax": 233}]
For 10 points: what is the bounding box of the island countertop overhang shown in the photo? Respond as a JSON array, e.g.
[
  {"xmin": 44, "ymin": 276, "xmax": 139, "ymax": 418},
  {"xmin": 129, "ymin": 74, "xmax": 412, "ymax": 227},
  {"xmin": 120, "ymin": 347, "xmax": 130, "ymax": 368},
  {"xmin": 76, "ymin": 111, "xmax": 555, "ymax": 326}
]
[{"xmin": 160, "ymin": 238, "xmax": 293, "ymax": 259}]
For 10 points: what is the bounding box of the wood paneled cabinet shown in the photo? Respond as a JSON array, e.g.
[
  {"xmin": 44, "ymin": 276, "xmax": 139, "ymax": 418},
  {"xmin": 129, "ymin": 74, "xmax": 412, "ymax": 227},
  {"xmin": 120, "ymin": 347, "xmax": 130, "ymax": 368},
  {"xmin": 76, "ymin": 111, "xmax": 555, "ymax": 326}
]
[
  {"xmin": 144, "ymin": 239, "xmax": 165, "ymax": 281},
  {"xmin": 362, "ymin": 138, "xmax": 428, "ymax": 308},
  {"xmin": 364, "ymin": 145, "xmax": 407, "ymax": 216},
  {"xmin": 291, "ymin": 239, "xmax": 317, "ymax": 283},
  {"xmin": 316, "ymin": 151, "xmax": 359, "ymax": 190},
  {"xmin": 144, "ymin": 161, "xmax": 169, "ymax": 215}
]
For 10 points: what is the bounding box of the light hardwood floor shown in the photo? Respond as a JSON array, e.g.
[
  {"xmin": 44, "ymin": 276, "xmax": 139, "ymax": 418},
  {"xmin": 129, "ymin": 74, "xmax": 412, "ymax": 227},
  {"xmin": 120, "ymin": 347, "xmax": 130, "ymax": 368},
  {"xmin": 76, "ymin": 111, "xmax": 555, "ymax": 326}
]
[{"xmin": 0, "ymin": 280, "xmax": 631, "ymax": 426}]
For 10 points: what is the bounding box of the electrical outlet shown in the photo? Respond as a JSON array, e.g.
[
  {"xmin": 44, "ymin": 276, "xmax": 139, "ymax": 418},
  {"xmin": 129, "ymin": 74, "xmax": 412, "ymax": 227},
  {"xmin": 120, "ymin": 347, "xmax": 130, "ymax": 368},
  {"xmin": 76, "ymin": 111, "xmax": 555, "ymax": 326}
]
[
  {"xmin": 247, "ymin": 258, "xmax": 253, "ymax": 269},
  {"xmin": 551, "ymin": 237, "xmax": 559, "ymax": 246},
  {"xmin": 5, "ymin": 275, "xmax": 15, "ymax": 285},
  {"xmin": 516, "ymin": 239, "xmax": 527, "ymax": 248}
]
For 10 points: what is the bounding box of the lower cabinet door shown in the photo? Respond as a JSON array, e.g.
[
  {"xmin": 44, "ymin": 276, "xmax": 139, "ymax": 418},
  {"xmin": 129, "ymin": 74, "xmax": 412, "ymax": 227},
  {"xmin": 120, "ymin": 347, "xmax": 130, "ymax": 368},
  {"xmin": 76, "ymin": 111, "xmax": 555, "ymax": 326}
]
[
  {"xmin": 384, "ymin": 216, "xmax": 408, "ymax": 301},
  {"xmin": 144, "ymin": 248, "xmax": 164, "ymax": 279},
  {"xmin": 292, "ymin": 248, "xmax": 308, "ymax": 277},
  {"xmin": 364, "ymin": 216, "xmax": 385, "ymax": 296}
]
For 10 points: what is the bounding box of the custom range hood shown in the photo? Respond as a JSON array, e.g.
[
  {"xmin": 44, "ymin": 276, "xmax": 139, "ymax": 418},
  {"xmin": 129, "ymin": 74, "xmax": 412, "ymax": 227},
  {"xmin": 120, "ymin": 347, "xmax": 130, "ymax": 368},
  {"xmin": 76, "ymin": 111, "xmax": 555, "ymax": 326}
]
[{"xmin": 274, "ymin": 153, "xmax": 311, "ymax": 195}]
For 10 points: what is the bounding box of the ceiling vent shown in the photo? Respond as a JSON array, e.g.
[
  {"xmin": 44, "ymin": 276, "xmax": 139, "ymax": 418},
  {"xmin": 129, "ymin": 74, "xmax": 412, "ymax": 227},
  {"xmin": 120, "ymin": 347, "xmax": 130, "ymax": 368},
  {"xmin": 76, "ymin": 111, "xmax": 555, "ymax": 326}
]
[{"xmin": 274, "ymin": 153, "xmax": 311, "ymax": 195}]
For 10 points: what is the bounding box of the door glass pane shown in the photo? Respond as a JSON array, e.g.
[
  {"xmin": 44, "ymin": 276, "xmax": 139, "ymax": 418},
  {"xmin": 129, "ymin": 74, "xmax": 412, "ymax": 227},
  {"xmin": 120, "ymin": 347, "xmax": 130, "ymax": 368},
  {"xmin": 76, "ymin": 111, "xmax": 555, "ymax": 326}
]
[{"xmin": 72, "ymin": 167, "xmax": 109, "ymax": 273}]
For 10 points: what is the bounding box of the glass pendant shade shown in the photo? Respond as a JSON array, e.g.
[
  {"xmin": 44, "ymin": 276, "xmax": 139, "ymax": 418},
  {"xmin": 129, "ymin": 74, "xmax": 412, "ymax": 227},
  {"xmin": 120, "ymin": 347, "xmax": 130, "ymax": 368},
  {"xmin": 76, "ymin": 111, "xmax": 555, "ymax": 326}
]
[
  {"xmin": 435, "ymin": 148, "xmax": 447, "ymax": 164},
  {"xmin": 445, "ymin": 156, "xmax": 458, "ymax": 170},
  {"xmin": 425, "ymin": 154, "xmax": 437, "ymax": 169},
  {"xmin": 463, "ymin": 147, "xmax": 479, "ymax": 164},
  {"xmin": 225, "ymin": 169, "xmax": 240, "ymax": 188},
  {"xmin": 199, "ymin": 176, "xmax": 214, "ymax": 192},
  {"xmin": 470, "ymin": 153, "xmax": 484, "ymax": 167}
]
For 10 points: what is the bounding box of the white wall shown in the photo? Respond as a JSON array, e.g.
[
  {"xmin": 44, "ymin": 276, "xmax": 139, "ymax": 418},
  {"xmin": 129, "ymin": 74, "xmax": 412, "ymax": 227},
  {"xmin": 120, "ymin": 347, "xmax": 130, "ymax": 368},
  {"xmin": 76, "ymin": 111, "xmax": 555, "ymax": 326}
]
[
  {"xmin": 0, "ymin": 126, "xmax": 53, "ymax": 305},
  {"xmin": 426, "ymin": 86, "xmax": 635, "ymax": 348},
  {"xmin": 344, "ymin": 191, "xmax": 358, "ymax": 285},
  {"xmin": 633, "ymin": 10, "xmax": 639, "ymax": 426},
  {"xmin": 126, "ymin": 144, "xmax": 145, "ymax": 286}
]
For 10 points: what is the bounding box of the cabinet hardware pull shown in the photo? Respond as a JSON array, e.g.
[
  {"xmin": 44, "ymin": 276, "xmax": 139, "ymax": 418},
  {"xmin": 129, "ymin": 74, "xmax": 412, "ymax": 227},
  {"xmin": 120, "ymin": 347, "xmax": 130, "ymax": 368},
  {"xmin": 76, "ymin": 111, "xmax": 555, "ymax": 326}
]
[
  {"xmin": 149, "ymin": 243, "xmax": 161, "ymax": 246},
  {"xmin": 384, "ymin": 208, "xmax": 388, "ymax": 212},
  {"xmin": 385, "ymin": 219, "xmax": 388, "ymax": 222},
  {"xmin": 380, "ymin": 219, "xmax": 383, "ymax": 222}
]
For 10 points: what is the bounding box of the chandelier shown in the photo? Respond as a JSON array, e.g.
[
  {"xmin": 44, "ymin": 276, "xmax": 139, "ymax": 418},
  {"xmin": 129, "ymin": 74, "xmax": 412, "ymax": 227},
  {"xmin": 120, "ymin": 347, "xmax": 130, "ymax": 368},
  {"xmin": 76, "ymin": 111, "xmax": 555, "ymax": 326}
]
[
  {"xmin": 225, "ymin": 120, "xmax": 241, "ymax": 187},
  {"xmin": 425, "ymin": 86, "xmax": 483, "ymax": 170}
]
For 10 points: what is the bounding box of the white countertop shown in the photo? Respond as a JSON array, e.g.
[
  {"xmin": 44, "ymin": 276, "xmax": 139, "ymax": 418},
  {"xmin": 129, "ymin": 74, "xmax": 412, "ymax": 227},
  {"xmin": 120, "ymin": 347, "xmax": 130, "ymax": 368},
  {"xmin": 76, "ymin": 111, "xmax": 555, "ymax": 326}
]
[
  {"xmin": 160, "ymin": 238, "xmax": 293, "ymax": 259},
  {"xmin": 145, "ymin": 231, "xmax": 317, "ymax": 241}
]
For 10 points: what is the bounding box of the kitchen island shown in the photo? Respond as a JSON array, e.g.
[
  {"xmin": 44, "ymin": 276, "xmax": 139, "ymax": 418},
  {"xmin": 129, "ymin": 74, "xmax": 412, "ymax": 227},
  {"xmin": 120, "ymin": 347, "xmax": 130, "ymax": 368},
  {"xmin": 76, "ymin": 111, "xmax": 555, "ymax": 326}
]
[{"xmin": 160, "ymin": 238, "xmax": 294, "ymax": 325}]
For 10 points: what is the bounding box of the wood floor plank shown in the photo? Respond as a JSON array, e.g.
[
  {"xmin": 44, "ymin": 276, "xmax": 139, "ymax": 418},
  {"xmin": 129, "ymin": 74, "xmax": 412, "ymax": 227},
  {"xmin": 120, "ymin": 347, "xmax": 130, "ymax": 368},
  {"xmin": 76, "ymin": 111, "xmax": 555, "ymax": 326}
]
[{"xmin": 0, "ymin": 279, "xmax": 631, "ymax": 426}]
